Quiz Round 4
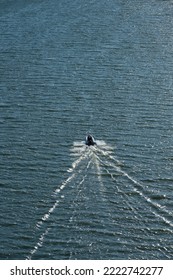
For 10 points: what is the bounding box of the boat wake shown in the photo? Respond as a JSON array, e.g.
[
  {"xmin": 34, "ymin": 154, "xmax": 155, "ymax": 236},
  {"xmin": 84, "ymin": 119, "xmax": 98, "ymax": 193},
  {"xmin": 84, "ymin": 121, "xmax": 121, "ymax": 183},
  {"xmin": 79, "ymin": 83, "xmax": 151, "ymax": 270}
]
[{"xmin": 26, "ymin": 139, "xmax": 173, "ymax": 259}]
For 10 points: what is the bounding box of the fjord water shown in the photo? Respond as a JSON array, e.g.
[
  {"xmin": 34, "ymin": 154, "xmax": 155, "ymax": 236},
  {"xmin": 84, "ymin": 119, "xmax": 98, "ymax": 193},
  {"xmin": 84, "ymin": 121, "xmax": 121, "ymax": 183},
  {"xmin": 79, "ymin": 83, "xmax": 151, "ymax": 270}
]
[{"xmin": 1, "ymin": 0, "xmax": 173, "ymax": 260}]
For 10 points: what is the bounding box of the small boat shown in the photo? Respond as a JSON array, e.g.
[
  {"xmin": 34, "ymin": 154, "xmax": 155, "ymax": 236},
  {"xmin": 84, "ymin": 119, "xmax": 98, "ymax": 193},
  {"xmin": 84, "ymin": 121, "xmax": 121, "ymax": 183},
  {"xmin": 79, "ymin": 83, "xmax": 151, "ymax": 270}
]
[{"xmin": 85, "ymin": 134, "xmax": 96, "ymax": 146}]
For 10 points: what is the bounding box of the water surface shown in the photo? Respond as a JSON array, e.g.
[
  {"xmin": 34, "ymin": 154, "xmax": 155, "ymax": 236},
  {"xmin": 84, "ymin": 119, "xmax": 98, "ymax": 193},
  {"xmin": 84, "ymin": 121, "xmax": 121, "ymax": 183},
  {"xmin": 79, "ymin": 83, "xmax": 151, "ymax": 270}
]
[{"xmin": 0, "ymin": 0, "xmax": 173, "ymax": 259}]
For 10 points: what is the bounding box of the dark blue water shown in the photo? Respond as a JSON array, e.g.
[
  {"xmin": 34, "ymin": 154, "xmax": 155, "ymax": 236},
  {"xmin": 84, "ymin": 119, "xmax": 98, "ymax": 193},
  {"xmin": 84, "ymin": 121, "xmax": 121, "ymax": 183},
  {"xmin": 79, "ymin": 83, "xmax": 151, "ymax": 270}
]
[{"xmin": 1, "ymin": 0, "xmax": 173, "ymax": 260}]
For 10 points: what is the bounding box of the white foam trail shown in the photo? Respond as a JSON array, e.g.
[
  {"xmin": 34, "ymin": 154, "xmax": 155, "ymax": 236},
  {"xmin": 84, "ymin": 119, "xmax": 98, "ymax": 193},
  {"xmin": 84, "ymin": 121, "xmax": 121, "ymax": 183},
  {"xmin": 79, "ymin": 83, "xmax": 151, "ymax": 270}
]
[
  {"xmin": 93, "ymin": 151, "xmax": 169, "ymax": 255},
  {"xmin": 92, "ymin": 151, "xmax": 142, "ymax": 221},
  {"xmin": 70, "ymin": 141, "xmax": 87, "ymax": 156},
  {"xmin": 96, "ymin": 151, "xmax": 173, "ymax": 215},
  {"xmin": 95, "ymin": 151, "xmax": 173, "ymax": 229},
  {"xmin": 36, "ymin": 172, "xmax": 76, "ymax": 230},
  {"xmin": 72, "ymin": 150, "xmax": 89, "ymax": 168},
  {"xmin": 54, "ymin": 173, "xmax": 76, "ymax": 195},
  {"xmin": 95, "ymin": 144, "xmax": 122, "ymax": 166},
  {"xmin": 54, "ymin": 150, "xmax": 90, "ymax": 196},
  {"xmin": 93, "ymin": 153, "xmax": 107, "ymax": 200},
  {"xmin": 69, "ymin": 175, "xmax": 87, "ymax": 224},
  {"xmin": 119, "ymin": 170, "xmax": 173, "ymax": 219},
  {"xmin": 27, "ymin": 149, "xmax": 90, "ymax": 260},
  {"xmin": 26, "ymin": 228, "xmax": 50, "ymax": 260},
  {"xmin": 94, "ymin": 155, "xmax": 103, "ymax": 184},
  {"xmin": 69, "ymin": 159, "xmax": 92, "ymax": 223},
  {"xmin": 105, "ymin": 166, "xmax": 142, "ymax": 216},
  {"xmin": 94, "ymin": 150, "xmax": 173, "ymax": 255},
  {"xmin": 27, "ymin": 172, "xmax": 76, "ymax": 259}
]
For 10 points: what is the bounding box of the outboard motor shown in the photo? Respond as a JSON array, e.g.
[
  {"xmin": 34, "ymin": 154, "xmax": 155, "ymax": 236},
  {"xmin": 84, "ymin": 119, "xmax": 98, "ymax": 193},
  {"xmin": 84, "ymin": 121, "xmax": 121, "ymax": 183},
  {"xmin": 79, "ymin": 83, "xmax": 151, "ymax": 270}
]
[{"xmin": 85, "ymin": 134, "xmax": 96, "ymax": 146}]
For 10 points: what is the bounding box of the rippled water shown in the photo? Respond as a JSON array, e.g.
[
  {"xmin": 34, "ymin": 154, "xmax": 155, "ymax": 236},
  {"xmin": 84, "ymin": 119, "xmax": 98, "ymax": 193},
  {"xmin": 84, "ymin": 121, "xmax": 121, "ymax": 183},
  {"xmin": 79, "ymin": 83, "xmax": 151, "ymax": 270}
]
[{"xmin": 0, "ymin": 0, "xmax": 173, "ymax": 260}]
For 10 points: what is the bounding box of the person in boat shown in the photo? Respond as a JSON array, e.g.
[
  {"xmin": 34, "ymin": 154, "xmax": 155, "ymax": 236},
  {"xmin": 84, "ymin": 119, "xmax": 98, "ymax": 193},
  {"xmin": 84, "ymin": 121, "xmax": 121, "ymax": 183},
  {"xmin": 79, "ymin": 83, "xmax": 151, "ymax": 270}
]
[{"xmin": 85, "ymin": 134, "xmax": 96, "ymax": 146}]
